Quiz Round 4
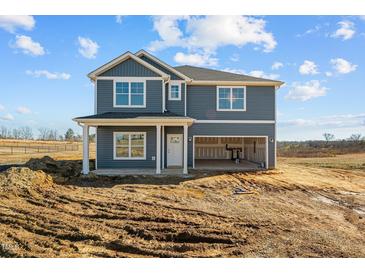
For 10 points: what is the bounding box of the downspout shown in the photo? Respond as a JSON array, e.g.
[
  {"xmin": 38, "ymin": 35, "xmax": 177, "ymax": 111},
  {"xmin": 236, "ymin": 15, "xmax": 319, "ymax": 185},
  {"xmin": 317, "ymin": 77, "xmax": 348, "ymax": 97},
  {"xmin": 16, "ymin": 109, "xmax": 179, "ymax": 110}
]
[{"xmin": 163, "ymin": 77, "xmax": 170, "ymax": 112}]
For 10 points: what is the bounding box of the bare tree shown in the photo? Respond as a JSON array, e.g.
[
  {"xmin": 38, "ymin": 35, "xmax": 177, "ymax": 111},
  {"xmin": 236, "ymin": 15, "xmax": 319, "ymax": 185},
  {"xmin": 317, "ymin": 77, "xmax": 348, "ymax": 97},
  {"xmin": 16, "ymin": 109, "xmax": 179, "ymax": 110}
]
[
  {"xmin": 19, "ymin": 126, "xmax": 33, "ymax": 140},
  {"xmin": 349, "ymin": 134, "xmax": 362, "ymax": 142},
  {"xmin": 38, "ymin": 127, "xmax": 51, "ymax": 140},
  {"xmin": 0, "ymin": 126, "xmax": 11, "ymax": 139},
  {"xmin": 12, "ymin": 128, "xmax": 21, "ymax": 139},
  {"xmin": 323, "ymin": 133, "xmax": 335, "ymax": 143},
  {"xmin": 49, "ymin": 129, "xmax": 58, "ymax": 140}
]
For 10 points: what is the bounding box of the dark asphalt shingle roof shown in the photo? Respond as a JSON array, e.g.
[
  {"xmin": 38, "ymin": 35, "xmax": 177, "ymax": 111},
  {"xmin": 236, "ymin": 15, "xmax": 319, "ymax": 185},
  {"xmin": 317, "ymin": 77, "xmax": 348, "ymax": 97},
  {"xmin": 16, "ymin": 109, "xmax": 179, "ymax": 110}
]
[
  {"xmin": 74, "ymin": 111, "xmax": 189, "ymax": 120},
  {"xmin": 174, "ymin": 65, "xmax": 283, "ymax": 83}
]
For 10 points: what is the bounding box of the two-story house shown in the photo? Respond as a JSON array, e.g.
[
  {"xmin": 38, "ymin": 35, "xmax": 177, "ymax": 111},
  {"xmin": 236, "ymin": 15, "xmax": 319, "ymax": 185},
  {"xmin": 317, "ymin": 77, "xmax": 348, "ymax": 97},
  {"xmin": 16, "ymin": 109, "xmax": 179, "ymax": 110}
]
[{"xmin": 73, "ymin": 50, "xmax": 283, "ymax": 175}]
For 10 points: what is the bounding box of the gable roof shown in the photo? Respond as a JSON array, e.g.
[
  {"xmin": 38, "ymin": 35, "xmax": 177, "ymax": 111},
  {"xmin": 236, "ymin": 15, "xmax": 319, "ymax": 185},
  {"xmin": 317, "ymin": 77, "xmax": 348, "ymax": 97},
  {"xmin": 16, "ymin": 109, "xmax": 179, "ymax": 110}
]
[
  {"xmin": 174, "ymin": 65, "xmax": 284, "ymax": 86},
  {"xmin": 87, "ymin": 51, "xmax": 170, "ymax": 80},
  {"xmin": 135, "ymin": 50, "xmax": 191, "ymax": 81}
]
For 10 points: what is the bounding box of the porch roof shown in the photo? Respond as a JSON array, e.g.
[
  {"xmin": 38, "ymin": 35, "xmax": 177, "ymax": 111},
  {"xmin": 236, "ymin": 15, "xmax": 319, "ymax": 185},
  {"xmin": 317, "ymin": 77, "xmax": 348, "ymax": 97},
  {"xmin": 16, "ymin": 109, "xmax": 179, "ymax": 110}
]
[{"xmin": 73, "ymin": 111, "xmax": 195, "ymax": 126}]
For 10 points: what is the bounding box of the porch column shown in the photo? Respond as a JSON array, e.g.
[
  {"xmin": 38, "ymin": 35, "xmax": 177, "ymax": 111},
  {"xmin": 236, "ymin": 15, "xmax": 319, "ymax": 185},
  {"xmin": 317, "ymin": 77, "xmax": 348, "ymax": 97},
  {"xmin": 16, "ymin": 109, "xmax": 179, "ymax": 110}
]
[
  {"xmin": 183, "ymin": 124, "xmax": 188, "ymax": 174},
  {"xmin": 161, "ymin": 126, "xmax": 165, "ymax": 169},
  {"xmin": 156, "ymin": 125, "xmax": 161, "ymax": 174},
  {"xmin": 82, "ymin": 124, "xmax": 89, "ymax": 175}
]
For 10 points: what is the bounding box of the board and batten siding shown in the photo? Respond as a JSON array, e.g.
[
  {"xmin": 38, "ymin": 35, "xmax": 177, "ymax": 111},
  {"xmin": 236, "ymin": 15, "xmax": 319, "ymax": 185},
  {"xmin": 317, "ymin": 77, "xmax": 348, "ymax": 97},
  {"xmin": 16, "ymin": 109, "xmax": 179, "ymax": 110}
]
[
  {"xmin": 187, "ymin": 85, "xmax": 275, "ymax": 120},
  {"xmin": 99, "ymin": 58, "xmax": 160, "ymax": 77},
  {"xmin": 97, "ymin": 126, "xmax": 157, "ymax": 169},
  {"xmin": 188, "ymin": 123, "xmax": 275, "ymax": 168},
  {"xmin": 140, "ymin": 55, "xmax": 183, "ymax": 80},
  {"xmin": 96, "ymin": 79, "xmax": 163, "ymax": 113}
]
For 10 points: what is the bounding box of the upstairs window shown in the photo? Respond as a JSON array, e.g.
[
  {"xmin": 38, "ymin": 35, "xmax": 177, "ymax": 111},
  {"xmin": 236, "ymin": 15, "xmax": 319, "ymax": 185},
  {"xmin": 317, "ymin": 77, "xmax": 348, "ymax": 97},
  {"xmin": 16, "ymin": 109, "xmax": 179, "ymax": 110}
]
[
  {"xmin": 168, "ymin": 81, "xmax": 181, "ymax": 100},
  {"xmin": 115, "ymin": 80, "xmax": 145, "ymax": 107},
  {"xmin": 217, "ymin": 86, "xmax": 246, "ymax": 111}
]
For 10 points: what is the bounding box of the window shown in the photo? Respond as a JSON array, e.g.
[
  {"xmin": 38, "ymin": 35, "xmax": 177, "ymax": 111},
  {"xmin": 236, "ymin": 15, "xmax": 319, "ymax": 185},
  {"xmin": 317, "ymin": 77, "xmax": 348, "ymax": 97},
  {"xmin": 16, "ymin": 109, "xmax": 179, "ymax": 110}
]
[
  {"xmin": 115, "ymin": 81, "xmax": 145, "ymax": 107},
  {"xmin": 168, "ymin": 81, "xmax": 181, "ymax": 100},
  {"xmin": 114, "ymin": 132, "xmax": 146, "ymax": 160},
  {"xmin": 217, "ymin": 86, "xmax": 246, "ymax": 111}
]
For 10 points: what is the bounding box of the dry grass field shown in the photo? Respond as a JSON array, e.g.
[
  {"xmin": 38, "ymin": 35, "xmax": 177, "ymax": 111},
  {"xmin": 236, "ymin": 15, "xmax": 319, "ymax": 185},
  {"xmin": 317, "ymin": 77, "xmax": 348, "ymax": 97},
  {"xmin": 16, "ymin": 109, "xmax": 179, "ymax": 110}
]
[
  {"xmin": 0, "ymin": 145, "xmax": 364, "ymax": 257},
  {"xmin": 0, "ymin": 139, "xmax": 95, "ymax": 165}
]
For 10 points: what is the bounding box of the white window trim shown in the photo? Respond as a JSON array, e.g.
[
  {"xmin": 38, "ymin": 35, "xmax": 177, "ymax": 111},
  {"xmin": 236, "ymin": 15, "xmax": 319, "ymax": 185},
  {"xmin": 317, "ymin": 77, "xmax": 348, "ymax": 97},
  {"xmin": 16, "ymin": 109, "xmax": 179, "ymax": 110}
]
[
  {"xmin": 216, "ymin": 86, "xmax": 246, "ymax": 112},
  {"xmin": 168, "ymin": 81, "xmax": 182, "ymax": 101},
  {"xmin": 113, "ymin": 78, "xmax": 147, "ymax": 108},
  {"xmin": 113, "ymin": 132, "xmax": 146, "ymax": 160}
]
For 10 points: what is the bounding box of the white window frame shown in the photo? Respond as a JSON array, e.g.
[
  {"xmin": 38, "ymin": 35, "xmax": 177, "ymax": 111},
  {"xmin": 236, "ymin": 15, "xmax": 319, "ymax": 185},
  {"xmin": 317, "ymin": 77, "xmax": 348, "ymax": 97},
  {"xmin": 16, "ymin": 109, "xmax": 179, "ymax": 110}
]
[
  {"xmin": 216, "ymin": 86, "xmax": 246, "ymax": 111},
  {"xmin": 113, "ymin": 132, "xmax": 146, "ymax": 160},
  {"xmin": 168, "ymin": 81, "xmax": 182, "ymax": 101},
  {"xmin": 113, "ymin": 78, "xmax": 147, "ymax": 108}
]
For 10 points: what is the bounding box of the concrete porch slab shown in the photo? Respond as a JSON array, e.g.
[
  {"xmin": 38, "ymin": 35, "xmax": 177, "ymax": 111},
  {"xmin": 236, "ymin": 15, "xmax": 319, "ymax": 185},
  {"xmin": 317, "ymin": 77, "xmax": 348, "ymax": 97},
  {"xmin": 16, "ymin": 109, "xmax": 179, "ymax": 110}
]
[{"xmin": 92, "ymin": 168, "xmax": 185, "ymax": 176}]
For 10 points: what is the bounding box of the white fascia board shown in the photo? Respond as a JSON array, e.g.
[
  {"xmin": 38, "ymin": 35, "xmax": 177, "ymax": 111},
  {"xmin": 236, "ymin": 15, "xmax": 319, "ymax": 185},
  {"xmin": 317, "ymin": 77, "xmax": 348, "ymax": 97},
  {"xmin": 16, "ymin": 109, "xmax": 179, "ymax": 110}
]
[
  {"xmin": 73, "ymin": 118, "xmax": 195, "ymax": 126},
  {"xmin": 135, "ymin": 50, "xmax": 192, "ymax": 81},
  {"xmin": 87, "ymin": 51, "xmax": 170, "ymax": 80}
]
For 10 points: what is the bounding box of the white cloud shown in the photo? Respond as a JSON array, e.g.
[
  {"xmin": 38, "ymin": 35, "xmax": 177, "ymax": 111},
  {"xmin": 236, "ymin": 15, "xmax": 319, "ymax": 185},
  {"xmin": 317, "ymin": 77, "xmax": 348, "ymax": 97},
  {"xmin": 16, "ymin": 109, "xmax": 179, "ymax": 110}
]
[
  {"xmin": 16, "ymin": 106, "xmax": 32, "ymax": 114},
  {"xmin": 299, "ymin": 60, "xmax": 319, "ymax": 75},
  {"xmin": 0, "ymin": 104, "xmax": 4, "ymax": 112},
  {"xmin": 271, "ymin": 62, "xmax": 283, "ymax": 70},
  {"xmin": 26, "ymin": 70, "xmax": 71, "ymax": 80},
  {"xmin": 247, "ymin": 70, "xmax": 279, "ymax": 80},
  {"xmin": 285, "ymin": 80, "xmax": 328, "ymax": 101},
  {"xmin": 230, "ymin": 54, "xmax": 240, "ymax": 62},
  {"xmin": 358, "ymin": 16, "xmax": 365, "ymax": 21},
  {"xmin": 280, "ymin": 113, "xmax": 365, "ymax": 129},
  {"xmin": 223, "ymin": 68, "xmax": 279, "ymax": 80},
  {"xmin": 187, "ymin": 16, "xmax": 276, "ymax": 53},
  {"xmin": 296, "ymin": 24, "xmax": 322, "ymax": 38},
  {"xmin": 331, "ymin": 21, "xmax": 355, "ymax": 40},
  {"xmin": 78, "ymin": 36, "xmax": 99, "ymax": 59},
  {"xmin": 0, "ymin": 113, "xmax": 14, "ymax": 121},
  {"xmin": 149, "ymin": 16, "xmax": 276, "ymax": 66},
  {"xmin": 13, "ymin": 35, "xmax": 45, "ymax": 56},
  {"xmin": 330, "ymin": 58, "xmax": 357, "ymax": 74},
  {"xmin": 149, "ymin": 16, "xmax": 187, "ymax": 51},
  {"xmin": 174, "ymin": 52, "xmax": 218, "ymax": 66},
  {"xmin": 115, "ymin": 16, "xmax": 123, "ymax": 24},
  {"xmin": 0, "ymin": 15, "xmax": 35, "ymax": 33},
  {"xmin": 325, "ymin": 71, "xmax": 333, "ymax": 77}
]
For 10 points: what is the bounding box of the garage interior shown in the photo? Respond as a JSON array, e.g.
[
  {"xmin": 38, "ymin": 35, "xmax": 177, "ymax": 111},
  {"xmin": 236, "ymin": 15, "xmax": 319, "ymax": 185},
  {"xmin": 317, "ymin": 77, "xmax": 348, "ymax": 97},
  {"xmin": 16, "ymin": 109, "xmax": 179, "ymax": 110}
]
[{"xmin": 194, "ymin": 136, "xmax": 267, "ymax": 170}]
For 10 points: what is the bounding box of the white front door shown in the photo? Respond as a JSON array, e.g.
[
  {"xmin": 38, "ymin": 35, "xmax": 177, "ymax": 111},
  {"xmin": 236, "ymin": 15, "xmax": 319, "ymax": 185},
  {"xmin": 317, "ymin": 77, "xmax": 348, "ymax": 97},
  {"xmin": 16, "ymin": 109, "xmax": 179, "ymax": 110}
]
[{"xmin": 167, "ymin": 134, "xmax": 183, "ymax": 167}]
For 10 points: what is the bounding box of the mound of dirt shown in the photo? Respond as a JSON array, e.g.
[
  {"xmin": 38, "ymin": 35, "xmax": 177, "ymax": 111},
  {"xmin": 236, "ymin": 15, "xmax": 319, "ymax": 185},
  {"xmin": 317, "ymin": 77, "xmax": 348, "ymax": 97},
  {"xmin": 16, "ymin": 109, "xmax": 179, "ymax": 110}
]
[
  {"xmin": 25, "ymin": 156, "xmax": 83, "ymax": 180},
  {"xmin": 0, "ymin": 167, "xmax": 53, "ymax": 192}
]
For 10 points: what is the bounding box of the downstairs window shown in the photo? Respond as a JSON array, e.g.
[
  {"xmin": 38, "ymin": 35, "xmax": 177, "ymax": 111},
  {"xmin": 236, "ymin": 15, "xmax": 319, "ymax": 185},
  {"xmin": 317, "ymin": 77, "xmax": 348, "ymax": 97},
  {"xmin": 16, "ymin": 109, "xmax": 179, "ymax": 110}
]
[{"xmin": 114, "ymin": 132, "xmax": 146, "ymax": 160}]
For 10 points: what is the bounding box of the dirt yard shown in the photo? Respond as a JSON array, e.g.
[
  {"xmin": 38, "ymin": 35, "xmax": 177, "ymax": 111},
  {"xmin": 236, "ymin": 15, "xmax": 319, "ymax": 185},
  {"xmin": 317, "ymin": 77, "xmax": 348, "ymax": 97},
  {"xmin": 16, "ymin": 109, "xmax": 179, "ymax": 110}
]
[{"xmin": 0, "ymin": 155, "xmax": 364, "ymax": 257}]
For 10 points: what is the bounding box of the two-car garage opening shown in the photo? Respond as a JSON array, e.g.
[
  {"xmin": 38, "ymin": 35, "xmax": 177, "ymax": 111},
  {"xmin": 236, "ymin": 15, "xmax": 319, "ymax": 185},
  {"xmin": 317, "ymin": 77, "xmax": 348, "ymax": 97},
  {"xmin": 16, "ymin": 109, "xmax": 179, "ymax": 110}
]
[{"xmin": 193, "ymin": 136, "xmax": 268, "ymax": 170}]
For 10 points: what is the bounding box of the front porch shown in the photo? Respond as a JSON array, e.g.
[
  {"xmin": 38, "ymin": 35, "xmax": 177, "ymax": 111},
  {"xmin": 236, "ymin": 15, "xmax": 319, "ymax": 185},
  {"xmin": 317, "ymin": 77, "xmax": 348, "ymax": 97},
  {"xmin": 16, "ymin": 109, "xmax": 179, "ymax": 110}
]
[{"xmin": 73, "ymin": 112, "xmax": 195, "ymax": 176}]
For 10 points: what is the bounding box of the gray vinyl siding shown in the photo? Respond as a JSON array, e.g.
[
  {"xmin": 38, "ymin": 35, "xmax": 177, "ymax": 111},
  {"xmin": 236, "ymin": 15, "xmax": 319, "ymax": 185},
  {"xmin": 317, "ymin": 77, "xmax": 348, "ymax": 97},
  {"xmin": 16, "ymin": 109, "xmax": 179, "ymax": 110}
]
[
  {"xmin": 97, "ymin": 126, "xmax": 156, "ymax": 169},
  {"xmin": 187, "ymin": 85, "xmax": 275, "ymax": 120},
  {"xmin": 100, "ymin": 58, "xmax": 160, "ymax": 77},
  {"xmin": 96, "ymin": 79, "xmax": 162, "ymax": 113},
  {"xmin": 166, "ymin": 82, "xmax": 186, "ymax": 116},
  {"xmin": 140, "ymin": 55, "xmax": 183, "ymax": 80},
  {"xmin": 188, "ymin": 123, "xmax": 275, "ymax": 168}
]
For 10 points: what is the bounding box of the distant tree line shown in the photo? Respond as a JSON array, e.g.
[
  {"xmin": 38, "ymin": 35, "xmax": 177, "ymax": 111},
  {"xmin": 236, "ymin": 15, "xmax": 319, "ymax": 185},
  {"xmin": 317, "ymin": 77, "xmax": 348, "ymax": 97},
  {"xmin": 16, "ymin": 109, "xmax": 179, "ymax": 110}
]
[
  {"xmin": 0, "ymin": 126, "xmax": 93, "ymax": 142},
  {"xmin": 278, "ymin": 133, "xmax": 365, "ymax": 157}
]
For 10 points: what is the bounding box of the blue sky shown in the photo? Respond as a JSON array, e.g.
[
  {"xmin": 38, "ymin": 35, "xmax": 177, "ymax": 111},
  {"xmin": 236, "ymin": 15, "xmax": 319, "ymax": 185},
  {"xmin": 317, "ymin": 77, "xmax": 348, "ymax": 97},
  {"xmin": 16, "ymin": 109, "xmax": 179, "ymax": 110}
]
[{"xmin": 0, "ymin": 15, "xmax": 364, "ymax": 140}]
